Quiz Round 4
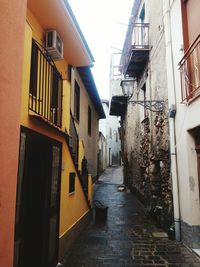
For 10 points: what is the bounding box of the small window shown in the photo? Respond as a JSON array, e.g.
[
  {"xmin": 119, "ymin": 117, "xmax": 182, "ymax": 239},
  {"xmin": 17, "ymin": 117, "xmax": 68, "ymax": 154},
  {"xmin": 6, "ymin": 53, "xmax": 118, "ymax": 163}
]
[
  {"xmin": 88, "ymin": 105, "xmax": 92, "ymax": 135},
  {"xmin": 69, "ymin": 172, "xmax": 75, "ymax": 193},
  {"xmin": 74, "ymin": 80, "xmax": 80, "ymax": 121}
]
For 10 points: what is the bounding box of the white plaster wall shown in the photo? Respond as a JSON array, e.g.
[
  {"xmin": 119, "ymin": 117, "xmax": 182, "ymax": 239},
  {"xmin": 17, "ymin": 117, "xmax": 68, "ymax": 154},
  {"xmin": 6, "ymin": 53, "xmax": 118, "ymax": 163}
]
[
  {"xmin": 98, "ymin": 133, "xmax": 107, "ymax": 172},
  {"xmin": 165, "ymin": 0, "xmax": 200, "ymax": 225},
  {"xmin": 110, "ymin": 79, "xmax": 123, "ymax": 97},
  {"xmin": 175, "ymin": 101, "xmax": 200, "ymax": 224}
]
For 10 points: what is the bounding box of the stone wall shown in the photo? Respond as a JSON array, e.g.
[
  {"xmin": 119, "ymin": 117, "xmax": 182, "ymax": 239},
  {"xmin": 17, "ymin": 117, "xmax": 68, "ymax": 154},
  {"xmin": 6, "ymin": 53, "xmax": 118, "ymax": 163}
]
[
  {"xmin": 125, "ymin": 111, "xmax": 173, "ymax": 227},
  {"xmin": 120, "ymin": 0, "xmax": 174, "ymax": 228},
  {"xmin": 181, "ymin": 221, "xmax": 200, "ymax": 249}
]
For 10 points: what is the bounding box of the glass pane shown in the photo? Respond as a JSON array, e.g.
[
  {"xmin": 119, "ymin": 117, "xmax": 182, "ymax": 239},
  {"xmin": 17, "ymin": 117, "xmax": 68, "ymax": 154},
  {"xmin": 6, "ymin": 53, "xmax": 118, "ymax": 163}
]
[
  {"xmin": 48, "ymin": 215, "xmax": 57, "ymax": 263},
  {"xmin": 50, "ymin": 146, "xmax": 60, "ymax": 207},
  {"xmin": 16, "ymin": 132, "xmax": 26, "ymax": 224}
]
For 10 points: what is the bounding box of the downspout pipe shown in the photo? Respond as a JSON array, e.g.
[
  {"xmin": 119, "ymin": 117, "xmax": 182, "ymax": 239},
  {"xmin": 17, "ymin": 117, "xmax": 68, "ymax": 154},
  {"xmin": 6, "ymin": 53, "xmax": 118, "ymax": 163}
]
[{"xmin": 162, "ymin": 0, "xmax": 181, "ymax": 241}]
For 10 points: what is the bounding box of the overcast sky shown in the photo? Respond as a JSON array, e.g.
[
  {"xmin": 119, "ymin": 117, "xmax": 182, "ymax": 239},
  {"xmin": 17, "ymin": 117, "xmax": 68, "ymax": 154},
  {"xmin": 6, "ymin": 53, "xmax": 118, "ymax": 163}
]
[{"xmin": 68, "ymin": 0, "xmax": 133, "ymax": 99}]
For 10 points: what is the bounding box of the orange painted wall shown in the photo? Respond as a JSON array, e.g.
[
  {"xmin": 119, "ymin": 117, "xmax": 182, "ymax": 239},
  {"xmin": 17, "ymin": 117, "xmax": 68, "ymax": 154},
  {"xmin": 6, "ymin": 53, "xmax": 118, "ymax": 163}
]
[
  {"xmin": 182, "ymin": 0, "xmax": 200, "ymax": 50},
  {"xmin": 186, "ymin": 0, "xmax": 200, "ymax": 46},
  {"xmin": 0, "ymin": 1, "xmax": 27, "ymax": 266}
]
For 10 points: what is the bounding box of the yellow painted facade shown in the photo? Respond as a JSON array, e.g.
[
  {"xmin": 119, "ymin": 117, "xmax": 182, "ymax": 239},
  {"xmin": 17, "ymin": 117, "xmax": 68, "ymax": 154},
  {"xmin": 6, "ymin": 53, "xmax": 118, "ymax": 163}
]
[
  {"xmin": 21, "ymin": 8, "xmax": 91, "ymax": 252},
  {"xmin": 88, "ymin": 175, "xmax": 93, "ymax": 204}
]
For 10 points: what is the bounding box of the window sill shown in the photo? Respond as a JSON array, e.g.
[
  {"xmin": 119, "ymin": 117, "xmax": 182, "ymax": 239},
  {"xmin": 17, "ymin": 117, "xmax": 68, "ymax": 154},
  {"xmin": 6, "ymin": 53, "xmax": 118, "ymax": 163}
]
[{"xmin": 185, "ymin": 90, "xmax": 200, "ymax": 106}]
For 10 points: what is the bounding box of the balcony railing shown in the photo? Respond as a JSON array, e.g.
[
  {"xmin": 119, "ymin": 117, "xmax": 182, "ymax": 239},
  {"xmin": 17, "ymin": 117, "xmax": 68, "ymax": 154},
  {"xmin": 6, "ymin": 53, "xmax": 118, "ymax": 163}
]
[
  {"xmin": 69, "ymin": 110, "xmax": 79, "ymax": 165},
  {"xmin": 29, "ymin": 39, "xmax": 63, "ymax": 127},
  {"xmin": 179, "ymin": 34, "xmax": 200, "ymax": 102},
  {"xmin": 122, "ymin": 23, "xmax": 150, "ymax": 77},
  {"xmin": 131, "ymin": 23, "xmax": 149, "ymax": 49}
]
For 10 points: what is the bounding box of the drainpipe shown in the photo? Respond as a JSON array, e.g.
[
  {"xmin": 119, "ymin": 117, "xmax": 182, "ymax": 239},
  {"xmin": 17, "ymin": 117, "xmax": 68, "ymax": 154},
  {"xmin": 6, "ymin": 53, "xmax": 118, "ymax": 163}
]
[
  {"xmin": 109, "ymin": 148, "xmax": 111, "ymax": 166},
  {"xmin": 162, "ymin": 0, "xmax": 181, "ymax": 241}
]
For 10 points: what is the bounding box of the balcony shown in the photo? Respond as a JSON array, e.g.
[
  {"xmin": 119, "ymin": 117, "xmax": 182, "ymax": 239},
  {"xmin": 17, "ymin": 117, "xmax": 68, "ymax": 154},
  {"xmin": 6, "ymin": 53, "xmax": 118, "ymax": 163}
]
[
  {"xmin": 179, "ymin": 34, "xmax": 200, "ymax": 102},
  {"xmin": 110, "ymin": 96, "xmax": 128, "ymax": 116},
  {"xmin": 29, "ymin": 39, "xmax": 63, "ymax": 127},
  {"xmin": 123, "ymin": 23, "xmax": 150, "ymax": 78}
]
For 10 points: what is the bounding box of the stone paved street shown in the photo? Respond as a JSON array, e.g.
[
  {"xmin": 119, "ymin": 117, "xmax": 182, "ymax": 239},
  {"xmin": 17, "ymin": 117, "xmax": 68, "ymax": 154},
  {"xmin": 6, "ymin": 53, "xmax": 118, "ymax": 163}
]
[
  {"xmin": 62, "ymin": 166, "xmax": 200, "ymax": 267},
  {"xmin": 98, "ymin": 166, "xmax": 123, "ymax": 184}
]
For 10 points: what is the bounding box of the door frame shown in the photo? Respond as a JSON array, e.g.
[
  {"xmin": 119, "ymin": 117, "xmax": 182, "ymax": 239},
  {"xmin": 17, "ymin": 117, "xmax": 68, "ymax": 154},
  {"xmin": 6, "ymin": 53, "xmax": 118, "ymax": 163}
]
[
  {"xmin": 14, "ymin": 126, "xmax": 62, "ymax": 267},
  {"xmin": 196, "ymin": 146, "xmax": 200, "ymax": 198}
]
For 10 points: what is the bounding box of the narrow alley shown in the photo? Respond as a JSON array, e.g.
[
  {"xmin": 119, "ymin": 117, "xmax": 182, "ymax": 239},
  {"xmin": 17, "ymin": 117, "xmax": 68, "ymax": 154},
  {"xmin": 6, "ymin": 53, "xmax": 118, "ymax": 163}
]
[
  {"xmin": 2, "ymin": 1, "xmax": 200, "ymax": 266},
  {"xmin": 62, "ymin": 166, "xmax": 200, "ymax": 267}
]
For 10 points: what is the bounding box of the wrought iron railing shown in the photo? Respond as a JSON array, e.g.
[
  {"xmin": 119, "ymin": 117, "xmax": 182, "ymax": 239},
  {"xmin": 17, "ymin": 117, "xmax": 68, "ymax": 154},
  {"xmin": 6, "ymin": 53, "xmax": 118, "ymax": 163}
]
[
  {"xmin": 179, "ymin": 34, "xmax": 200, "ymax": 102},
  {"xmin": 69, "ymin": 110, "xmax": 79, "ymax": 164},
  {"xmin": 29, "ymin": 39, "xmax": 63, "ymax": 127},
  {"xmin": 120, "ymin": 23, "xmax": 150, "ymax": 76},
  {"xmin": 131, "ymin": 23, "xmax": 149, "ymax": 49}
]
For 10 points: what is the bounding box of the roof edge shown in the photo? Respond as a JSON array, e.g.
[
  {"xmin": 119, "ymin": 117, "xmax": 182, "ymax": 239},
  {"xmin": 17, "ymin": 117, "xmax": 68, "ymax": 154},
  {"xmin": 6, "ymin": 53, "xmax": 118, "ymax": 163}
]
[
  {"xmin": 77, "ymin": 67, "xmax": 106, "ymax": 119},
  {"xmin": 63, "ymin": 0, "xmax": 95, "ymax": 63}
]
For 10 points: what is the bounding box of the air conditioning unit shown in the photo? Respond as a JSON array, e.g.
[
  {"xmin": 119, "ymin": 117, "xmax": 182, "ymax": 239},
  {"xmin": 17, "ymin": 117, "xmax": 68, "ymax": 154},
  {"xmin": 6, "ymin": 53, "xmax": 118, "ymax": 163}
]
[{"xmin": 45, "ymin": 30, "xmax": 63, "ymax": 60}]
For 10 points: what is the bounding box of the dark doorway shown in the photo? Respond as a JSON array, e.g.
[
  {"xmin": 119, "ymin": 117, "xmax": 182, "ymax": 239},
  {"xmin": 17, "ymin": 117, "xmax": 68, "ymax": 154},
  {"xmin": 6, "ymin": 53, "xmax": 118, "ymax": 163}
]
[
  {"xmin": 109, "ymin": 148, "xmax": 111, "ymax": 166},
  {"xmin": 196, "ymin": 149, "xmax": 200, "ymax": 197},
  {"xmin": 14, "ymin": 128, "xmax": 62, "ymax": 267},
  {"xmin": 191, "ymin": 126, "xmax": 200, "ymax": 198}
]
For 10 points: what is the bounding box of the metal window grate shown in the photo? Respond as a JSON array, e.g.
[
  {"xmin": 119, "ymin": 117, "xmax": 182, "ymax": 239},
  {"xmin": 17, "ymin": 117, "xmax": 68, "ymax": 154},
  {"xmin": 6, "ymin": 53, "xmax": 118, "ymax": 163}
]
[
  {"xmin": 179, "ymin": 34, "xmax": 200, "ymax": 102},
  {"xmin": 29, "ymin": 39, "xmax": 63, "ymax": 127}
]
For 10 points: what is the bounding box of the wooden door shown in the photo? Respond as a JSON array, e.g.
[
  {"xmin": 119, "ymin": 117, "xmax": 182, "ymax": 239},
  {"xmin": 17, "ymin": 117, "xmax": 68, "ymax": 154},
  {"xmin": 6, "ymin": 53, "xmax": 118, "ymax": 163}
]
[{"xmin": 14, "ymin": 128, "xmax": 61, "ymax": 267}]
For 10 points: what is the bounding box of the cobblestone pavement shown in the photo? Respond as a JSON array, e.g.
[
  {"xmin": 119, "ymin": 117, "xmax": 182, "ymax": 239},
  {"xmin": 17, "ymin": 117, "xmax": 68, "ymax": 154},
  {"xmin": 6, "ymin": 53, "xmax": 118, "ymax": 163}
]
[
  {"xmin": 62, "ymin": 166, "xmax": 200, "ymax": 267},
  {"xmin": 98, "ymin": 166, "xmax": 123, "ymax": 184}
]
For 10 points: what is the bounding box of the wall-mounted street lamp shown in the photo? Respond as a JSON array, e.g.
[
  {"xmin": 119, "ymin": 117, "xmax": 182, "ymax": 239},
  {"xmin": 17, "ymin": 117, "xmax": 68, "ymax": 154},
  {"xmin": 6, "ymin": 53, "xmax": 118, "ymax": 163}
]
[
  {"xmin": 120, "ymin": 78, "xmax": 164, "ymax": 112},
  {"xmin": 120, "ymin": 77, "xmax": 135, "ymax": 97}
]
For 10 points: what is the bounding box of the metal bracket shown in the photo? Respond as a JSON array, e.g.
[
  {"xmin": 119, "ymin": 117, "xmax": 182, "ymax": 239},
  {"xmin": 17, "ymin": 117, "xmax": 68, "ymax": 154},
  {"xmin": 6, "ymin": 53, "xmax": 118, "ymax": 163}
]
[{"xmin": 129, "ymin": 100, "xmax": 164, "ymax": 112}]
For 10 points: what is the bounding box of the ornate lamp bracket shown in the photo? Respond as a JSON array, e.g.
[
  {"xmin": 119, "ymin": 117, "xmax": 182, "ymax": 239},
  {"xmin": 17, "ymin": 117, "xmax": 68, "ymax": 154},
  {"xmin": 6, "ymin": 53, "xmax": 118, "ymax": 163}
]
[{"xmin": 129, "ymin": 100, "xmax": 164, "ymax": 112}]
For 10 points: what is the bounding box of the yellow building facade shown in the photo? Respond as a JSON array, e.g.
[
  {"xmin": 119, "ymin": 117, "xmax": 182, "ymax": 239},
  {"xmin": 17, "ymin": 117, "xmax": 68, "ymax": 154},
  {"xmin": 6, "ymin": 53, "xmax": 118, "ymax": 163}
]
[{"xmin": 14, "ymin": 1, "xmax": 105, "ymax": 267}]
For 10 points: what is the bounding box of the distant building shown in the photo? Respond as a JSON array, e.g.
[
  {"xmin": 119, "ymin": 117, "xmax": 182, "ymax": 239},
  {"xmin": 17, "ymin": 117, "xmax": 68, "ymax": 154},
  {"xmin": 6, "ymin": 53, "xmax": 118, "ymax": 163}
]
[
  {"xmin": 98, "ymin": 131, "xmax": 107, "ymax": 174},
  {"xmin": 99, "ymin": 99, "xmax": 121, "ymax": 167}
]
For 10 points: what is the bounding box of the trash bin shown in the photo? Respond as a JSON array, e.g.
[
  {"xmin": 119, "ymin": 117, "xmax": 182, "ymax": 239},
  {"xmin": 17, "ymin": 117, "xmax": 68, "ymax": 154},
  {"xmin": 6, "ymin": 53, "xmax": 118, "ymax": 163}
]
[
  {"xmin": 168, "ymin": 224, "xmax": 175, "ymax": 240},
  {"xmin": 93, "ymin": 200, "xmax": 108, "ymax": 222}
]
